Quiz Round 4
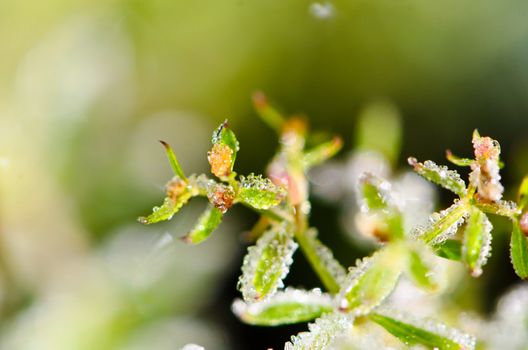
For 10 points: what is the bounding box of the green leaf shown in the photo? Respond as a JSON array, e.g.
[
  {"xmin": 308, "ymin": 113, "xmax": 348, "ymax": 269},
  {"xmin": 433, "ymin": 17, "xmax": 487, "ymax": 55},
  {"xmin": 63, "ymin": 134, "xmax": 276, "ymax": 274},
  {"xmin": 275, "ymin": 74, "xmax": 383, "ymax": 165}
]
[
  {"xmin": 252, "ymin": 91, "xmax": 286, "ymax": 132},
  {"xmin": 408, "ymin": 158, "xmax": 466, "ymax": 197},
  {"xmin": 462, "ymin": 208, "xmax": 492, "ymax": 277},
  {"xmin": 434, "ymin": 240, "xmax": 462, "ymax": 261},
  {"xmin": 446, "ymin": 150, "xmax": 473, "ymax": 167},
  {"xmin": 138, "ymin": 193, "xmax": 191, "ymax": 225},
  {"xmin": 237, "ymin": 174, "xmax": 286, "ymax": 210},
  {"xmin": 285, "ymin": 312, "xmax": 353, "ymax": 350},
  {"xmin": 510, "ymin": 219, "xmax": 528, "ymax": 279},
  {"xmin": 232, "ymin": 288, "xmax": 333, "ymax": 326},
  {"xmin": 302, "ymin": 136, "xmax": 343, "ymax": 169},
  {"xmin": 357, "ymin": 173, "xmax": 404, "ymax": 241},
  {"xmin": 356, "ymin": 101, "xmax": 402, "ymax": 165},
  {"xmin": 518, "ymin": 176, "xmax": 528, "ymax": 211},
  {"xmin": 414, "ymin": 201, "xmax": 470, "ymax": 245},
  {"xmin": 369, "ymin": 309, "xmax": 475, "ymax": 350},
  {"xmin": 407, "ymin": 243, "xmax": 439, "ymax": 292},
  {"xmin": 337, "ymin": 244, "xmax": 405, "ymax": 315},
  {"xmin": 238, "ymin": 223, "xmax": 298, "ymax": 301},
  {"xmin": 159, "ymin": 140, "xmax": 186, "ymax": 180},
  {"xmin": 475, "ymin": 200, "xmax": 519, "ymax": 218},
  {"xmin": 181, "ymin": 205, "xmax": 223, "ymax": 245}
]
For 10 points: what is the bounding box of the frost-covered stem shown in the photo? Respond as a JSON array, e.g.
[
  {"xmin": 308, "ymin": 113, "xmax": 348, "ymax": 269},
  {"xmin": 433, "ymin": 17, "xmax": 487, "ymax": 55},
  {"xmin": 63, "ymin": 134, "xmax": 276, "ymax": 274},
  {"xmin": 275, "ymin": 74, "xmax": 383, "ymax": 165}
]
[
  {"xmin": 421, "ymin": 201, "xmax": 470, "ymax": 245},
  {"xmin": 293, "ymin": 205, "xmax": 341, "ymax": 294}
]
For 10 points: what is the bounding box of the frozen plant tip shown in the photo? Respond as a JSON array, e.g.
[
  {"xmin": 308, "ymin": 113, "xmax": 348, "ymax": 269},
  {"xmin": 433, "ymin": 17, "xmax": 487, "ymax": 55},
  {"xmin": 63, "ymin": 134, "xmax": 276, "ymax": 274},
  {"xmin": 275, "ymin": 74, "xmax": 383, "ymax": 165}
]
[{"xmin": 139, "ymin": 95, "xmax": 528, "ymax": 349}]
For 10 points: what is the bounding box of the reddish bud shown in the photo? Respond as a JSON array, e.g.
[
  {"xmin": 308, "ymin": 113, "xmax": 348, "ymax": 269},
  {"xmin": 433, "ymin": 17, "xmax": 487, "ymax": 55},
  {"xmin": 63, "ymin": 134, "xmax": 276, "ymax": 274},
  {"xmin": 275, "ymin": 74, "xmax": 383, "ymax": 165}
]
[
  {"xmin": 208, "ymin": 143, "xmax": 233, "ymax": 178},
  {"xmin": 165, "ymin": 177, "xmax": 187, "ymax": 202},
  {"xmin": 207, "ymin": 184, "xmax": 235, "ymax": 213}
]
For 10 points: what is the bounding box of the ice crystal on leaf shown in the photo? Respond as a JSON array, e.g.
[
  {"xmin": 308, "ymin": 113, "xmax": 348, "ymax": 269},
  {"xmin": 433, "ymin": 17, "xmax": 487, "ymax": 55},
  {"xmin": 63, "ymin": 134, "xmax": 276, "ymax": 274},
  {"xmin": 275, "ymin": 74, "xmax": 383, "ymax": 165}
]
[
  {"xmin": 238, "ymin": 223, "xmax": 298, "ymax": 302},
  {"xmin": 231, "ymin": 287, "xmax": 333, "ymax": 326},
  {"xmin": 408, "ymin": 157, "xmax": 466, "ymax": 197},
  {"xmin": 462, "ymin": 208, "xmax": 492, "ymax": 277},
  {"xmin": 238, "ymin": 173, "xmax": 286, "ymax": 210},
  {"xmin": 412, "ymin": 201, "xmax": 469, "ymax": 245},
  {"xmin": 285, "ymin": 312, "xmax": 353, "ymax": 350},
  {"xmin": 337, "ymin": 244, "xmax": 405, "ymax": 315}
]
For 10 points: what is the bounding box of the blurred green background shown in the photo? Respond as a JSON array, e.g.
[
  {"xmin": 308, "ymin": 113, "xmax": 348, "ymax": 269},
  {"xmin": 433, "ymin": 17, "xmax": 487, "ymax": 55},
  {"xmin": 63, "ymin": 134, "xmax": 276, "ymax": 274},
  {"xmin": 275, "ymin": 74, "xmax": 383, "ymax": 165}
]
[{"xmin": 1, "ymin": 0, "xmax": 528, "ymax": 349}]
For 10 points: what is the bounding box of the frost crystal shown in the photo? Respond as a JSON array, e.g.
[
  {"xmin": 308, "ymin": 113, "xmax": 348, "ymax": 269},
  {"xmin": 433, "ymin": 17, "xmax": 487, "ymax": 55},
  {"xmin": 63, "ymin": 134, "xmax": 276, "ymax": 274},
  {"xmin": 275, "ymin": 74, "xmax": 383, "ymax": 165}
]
[
  {"xmin": 238, "ymin": 223, "xmax": 298, "ymax": 301},
  {"xmin": 375, "ymin": 306, "xmax": 476, "ymax": 350},
  {"xmin": 285, "ymin": 312, "xmax": 353, "ymax": 350},
  {"xmin": 412, "ymin": 201, "xmax": 469, "ymax": 245}
]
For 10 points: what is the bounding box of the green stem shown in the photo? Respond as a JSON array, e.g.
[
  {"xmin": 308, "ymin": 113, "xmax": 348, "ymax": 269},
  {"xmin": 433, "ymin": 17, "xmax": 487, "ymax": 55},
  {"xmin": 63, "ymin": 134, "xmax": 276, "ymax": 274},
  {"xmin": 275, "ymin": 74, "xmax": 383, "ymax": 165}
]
[{"xmin": 293, "ymin": 206, "xmax": 341, "ymax": 294}]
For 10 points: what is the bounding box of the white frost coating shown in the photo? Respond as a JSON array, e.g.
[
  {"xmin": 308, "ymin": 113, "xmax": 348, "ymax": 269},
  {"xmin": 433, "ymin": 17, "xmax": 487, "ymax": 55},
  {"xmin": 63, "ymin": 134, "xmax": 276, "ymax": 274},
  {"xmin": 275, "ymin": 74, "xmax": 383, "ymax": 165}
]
[
  {"xmin": 307, "ymin": 229, "xmax": 348, "ymax": 285},
  {"xmin": 232, "ymin": 287, "xmax": 333, "ymax": 319},
  {"xmin": 484, "ymin": 284, "xmax": 528, "ymax": 350},
  {"xmin": 336, "ymin": 254, "xmax": 375, "ymax": 312},
  {"xmin": 238, "ymin": 223, "xmax": 298, "ymax": 301},
  {"xmin": 180, "ymin": 345, "xmax": 205, "ymax": 350},
  {"xmin": 419, "ymin": 160, "xmax": 467, "ymax": 196},
  {"xmin": 375, "ymin": 306, "xmax": 476, "ymax": 350},
  {"xmin": 411, "ymin": 202, "xmax": 468, "ymax": 245},
  {"xmin": 285, "ymin": 312, "xmax": 353, "ymax": 350}
]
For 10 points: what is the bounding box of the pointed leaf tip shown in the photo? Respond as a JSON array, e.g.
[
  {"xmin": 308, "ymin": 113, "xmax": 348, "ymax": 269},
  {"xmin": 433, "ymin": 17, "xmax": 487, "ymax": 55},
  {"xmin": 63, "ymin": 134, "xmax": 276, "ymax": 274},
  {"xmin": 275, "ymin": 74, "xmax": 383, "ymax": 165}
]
[
  {"xmin": 370, "ymin": 308, "xmax": 476, "ymax": 350},
  {"xmin": 159, "ymin": 140, "xmax": 186, "ymax": 180},
  {"xmin": 302, "ymin": 136, "xmax": 343, "ymax": 169},
  {"xmin": 251, "ymin": 92, "xmax": 285, "ymax": 132},
  {"xmin": 446, "ymin": 150, "xmax": 473, "ymax": 167}
]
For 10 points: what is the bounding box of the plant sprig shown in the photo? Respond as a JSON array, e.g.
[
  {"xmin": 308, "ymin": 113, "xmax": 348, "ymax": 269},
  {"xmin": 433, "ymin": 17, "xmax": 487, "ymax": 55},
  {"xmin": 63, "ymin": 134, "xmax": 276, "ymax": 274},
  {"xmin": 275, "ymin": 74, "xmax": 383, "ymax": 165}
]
[{"xmin": 140, "ymin": 94, "xmax": 528, "ymax": 350}]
